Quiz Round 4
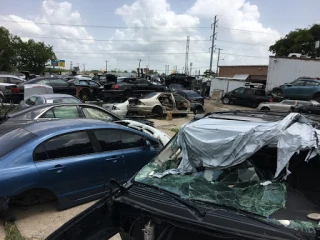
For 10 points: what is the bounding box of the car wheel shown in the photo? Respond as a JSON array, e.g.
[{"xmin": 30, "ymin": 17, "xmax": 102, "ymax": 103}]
[
  {"xmin": 125, "ymin": 89, "xmax": 132, "ymax": 97},
  {"xmin": 194, "ymin": 107, "xmax": 203, "ymax": 114},
  {"xmin": 222, "ymin": 97, "xmax": 230, "ymax": 104},
  {"xmin": 79, "ymin": 90, "xmax": 90, "ymax": 101},
  {"xmin": 261, "ymin": 107, "xmax": 270, "ymax": 111},
  {"xmin": 313, "ymin": 93, "xmax": 320, "ymax": 103},
  {"xmin": 152, "ymin": 106, "xmax": 163, "ymax": 117},
  {"xmin": 0, "ymin": 94, "xmax": 4, "ymax": 103},
  {"xmin": 252, "ymin": 102, "xmax": 260, "ymax": 108}
]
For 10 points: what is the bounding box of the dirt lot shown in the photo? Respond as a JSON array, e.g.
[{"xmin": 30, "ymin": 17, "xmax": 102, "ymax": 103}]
[{"xmin": 0, "ymin": 99, "xmax": 252, "ymax": 240}]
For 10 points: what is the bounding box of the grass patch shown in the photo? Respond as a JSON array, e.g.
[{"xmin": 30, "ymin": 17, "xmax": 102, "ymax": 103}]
[
  {"xmin": 170, "ymin": 127, "xmax": 179, "ymax": 133},
  {"xmin": 4, "ymin": 222, "xmax": 24, "ymax": 240}
]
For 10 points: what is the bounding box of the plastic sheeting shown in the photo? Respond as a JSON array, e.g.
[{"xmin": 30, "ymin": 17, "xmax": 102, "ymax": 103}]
[
  {"xmin": 176, "ymin": 113, "xmax": 319, "ymax": 178},
  {"xmin": 136, "ymin": 168, "xmax": 286, "ymax": 217}
]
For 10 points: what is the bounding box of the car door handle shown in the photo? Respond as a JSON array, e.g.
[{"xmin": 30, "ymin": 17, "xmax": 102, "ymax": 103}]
[
  {"xmin": 105, "ymin": 156, "xmax": 121, "ymax": 162},
  {"xmin": 47, "ymin": 165, "xmax": 66, "ymax": 171}
]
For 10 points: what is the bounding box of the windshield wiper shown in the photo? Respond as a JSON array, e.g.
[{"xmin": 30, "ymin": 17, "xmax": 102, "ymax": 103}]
[{"xmin": 134, "ymin": 181, "xmax": 206, "ymax": 218}]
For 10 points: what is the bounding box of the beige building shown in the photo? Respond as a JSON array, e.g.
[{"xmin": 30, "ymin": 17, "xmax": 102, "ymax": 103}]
[{"xmin": 218, "ymin": 65, "xmax": 268, "ymax": 83}]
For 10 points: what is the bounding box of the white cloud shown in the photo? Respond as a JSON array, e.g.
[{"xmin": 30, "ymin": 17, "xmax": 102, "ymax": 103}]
[
  {"xmin": 188, "ymin": 0, "xmax": 281, "ymax": 66},
  {"xmin": 0, "ymin": 0, "xmax": 281, "ymax": 72},
  {"xmin": 0, "ymin": 0, "xmax": 104, "ymax": 71}
]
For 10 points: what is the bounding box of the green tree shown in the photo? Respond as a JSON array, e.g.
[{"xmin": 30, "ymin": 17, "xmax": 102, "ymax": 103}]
[
  {"xmin": 0, "ymin": 27, "xmax": 17, "ymax": 71},
  {"xmin": 270, "ymin": 24, "xmax": 320, "ymax": 57},
  {"xmin": 0, "ymin": 27, "xmax": 55, "ymax": 74},
  {"xmin": 124, "ymin": 70, "xmax": 128, "ymax": 73},
  {"xmin": 16, "ymin": 39, "xmax": 56, "ymax": 74},
  {"xmin": 131, "ymin": 70, "xmax": 137, "ymax": 73}
]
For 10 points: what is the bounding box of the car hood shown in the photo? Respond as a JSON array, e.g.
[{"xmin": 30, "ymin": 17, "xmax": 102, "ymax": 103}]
[{"xmin": 134, "ymin": 113, "xmax": 320, "ymax": 232}]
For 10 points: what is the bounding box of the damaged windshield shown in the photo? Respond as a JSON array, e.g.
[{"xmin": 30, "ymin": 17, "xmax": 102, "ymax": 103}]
[{"xmin": 135, "ymin": 113, "xmax": 320, "ymax": 233}]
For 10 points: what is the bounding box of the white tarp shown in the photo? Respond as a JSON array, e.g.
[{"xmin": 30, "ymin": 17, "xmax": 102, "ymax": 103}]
[{"xmin": 176, "ymin": 113, "xmax": 320, "ymax": 178}]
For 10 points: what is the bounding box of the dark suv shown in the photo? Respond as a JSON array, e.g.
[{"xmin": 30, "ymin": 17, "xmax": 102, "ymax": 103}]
[
  {"xmin": 222, "ymin": 87, "xmax": 272, "ymax": 108},
  {"xmin": 165, "ymin": 74, "xmax": 195, "ymax": 89}
]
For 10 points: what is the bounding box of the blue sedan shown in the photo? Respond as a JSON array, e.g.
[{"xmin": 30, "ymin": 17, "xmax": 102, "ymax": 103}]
[{"xmin": 0, "ymin": 119, "xmax": 160, "ymax": 211}]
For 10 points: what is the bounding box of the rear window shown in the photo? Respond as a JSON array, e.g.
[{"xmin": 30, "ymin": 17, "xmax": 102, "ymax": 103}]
[
  {"xmin": 141, "ymin": 92, "xmax": 158, "ymax": 99},
  {"xmin": 185, "ymin": 91, "xmax": 201, "ymax": 98},
  {"xmin": 46, "ymin": 97, "xmax": 81, "ymax": 104},
  {"xmin": 0, "ymin": 128, "xmax": 36, "ymax": 158}
]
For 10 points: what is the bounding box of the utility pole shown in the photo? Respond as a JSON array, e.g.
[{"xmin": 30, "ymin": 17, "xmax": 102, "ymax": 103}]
[
  {"xmin": 83, "ymin": 64, "xmax": 85, "ymax": 73},
  {"xmin": 190, "ymin": 62, "xmax": 193, "ymax": 76},
  {"xmin": 105, "ymin": 61, "xmax": 109, "ymax": 73},
  {"xmin": 209, "ymin": 15, "xmax": 218, "ymax": 72},
  {"xmin": 185, "ymin": 36, "xmax": 190, "ymax": 75},
  {"xmin": 138, "ymin": 59, "xmax": 142, "ymax": 77},
  {"xmin": 70, "ymin": 61, "xmax": 73, "ymax": 71},
  {"xmin": 216, "ymin": 48, "xmax": 223, "ymax": 77}
]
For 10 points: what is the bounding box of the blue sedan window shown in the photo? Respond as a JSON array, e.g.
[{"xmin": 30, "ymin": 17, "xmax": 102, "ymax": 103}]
[
  {"xmin": 34, "ymin": 131, "xmax": 94, "ymax": 161},
  {"xmin": 0, "ymin": 128, "xmax": 36, "ymax": 158}
]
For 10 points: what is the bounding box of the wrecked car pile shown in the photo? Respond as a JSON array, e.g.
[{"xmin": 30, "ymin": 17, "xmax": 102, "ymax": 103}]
[{"xmin": 49, "ymin": 112, "xmax": 320, "ymax": 240}]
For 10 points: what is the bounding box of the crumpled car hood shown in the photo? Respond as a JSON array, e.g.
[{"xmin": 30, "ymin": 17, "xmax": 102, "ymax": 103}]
[{"xmin": 174, "ymin": 113, "xmax": 319, "ymax": 179}]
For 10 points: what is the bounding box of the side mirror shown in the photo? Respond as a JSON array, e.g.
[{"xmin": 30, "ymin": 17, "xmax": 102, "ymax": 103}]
[{"xmin": 144, "ymin": 140, "xmax": 151, "ymax": 150}]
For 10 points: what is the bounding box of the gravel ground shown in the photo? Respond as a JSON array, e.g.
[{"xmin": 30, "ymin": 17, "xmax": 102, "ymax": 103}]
[
  {"xmin": 0, "ymin": 99, "xmax": 252, "ymax": 239},
  {"xmin": 0, "ymin": 225, "xmax": 4, "ymax": 240}
]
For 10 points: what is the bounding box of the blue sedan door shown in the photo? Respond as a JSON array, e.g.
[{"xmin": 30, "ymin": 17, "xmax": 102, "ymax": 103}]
[
  {"xmin": 120, "ymin": 130, "xmax": 157, "ymax": 179},
  {"xmin": 33, "ymin": 131, "xmax": 104, "ymax": 202},
  {"xmin": 92, "ymin": 129, "xmax": 126, "ymax": 187}
]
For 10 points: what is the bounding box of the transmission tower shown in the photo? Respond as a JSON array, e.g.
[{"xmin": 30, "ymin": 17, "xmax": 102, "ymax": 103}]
[{"xmin": 185, "ymin": 36, "xmax": 190, "ymax": 75}]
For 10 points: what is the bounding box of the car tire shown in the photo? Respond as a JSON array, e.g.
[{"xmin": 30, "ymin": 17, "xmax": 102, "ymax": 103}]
[
  {"xmin": 194, "ymin": 106, "xmax": 203, "ymax": 114},
  {"xmin": 79, "ymin": 89, "xmax": 90, "ymax": 101},
  {"xmin": 125, "ymin": 89, "xmax": 132, "ymax": 97},
  {"xmin": 0, "ymin": 94, "xmax": 4, "ymax": 103},
  {"xmin": 313, "ymin": 93, "xmax": 320, "ymax": 103},
  {"xmin": 152, "ymin": 106, "xmax": 163, "ymax": 117},
  {"xmin": 261, "ymin": 107, "xmax": 270, "ymax": 111},
  {"xmin": 222, "ymin": 97, "xmax": 230, "ymax": 104},
  {"xmin": 252, "ymin": 102, "xmax": 260, "ymax": 108}
]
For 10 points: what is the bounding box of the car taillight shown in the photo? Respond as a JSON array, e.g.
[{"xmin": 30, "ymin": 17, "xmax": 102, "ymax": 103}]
[
  {"xmin": 111, "ymin": 84, "xmax": 119, "ymax": 89},
  {"xmin": 11, "ymin": 87, "xmax": 20, "ymax": 93},
  {"xmin": 269, "ymin": 99, "xmax": 273, "ymax": 102}
]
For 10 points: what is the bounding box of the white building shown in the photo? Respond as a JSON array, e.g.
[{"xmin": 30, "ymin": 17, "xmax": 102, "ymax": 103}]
[{"xmin": 266, "ymin": 56, "xmax": 320, "ymax": 91}]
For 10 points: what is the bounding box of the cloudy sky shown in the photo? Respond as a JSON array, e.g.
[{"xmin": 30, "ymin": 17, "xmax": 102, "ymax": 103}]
[{"xmin": 0, "ymin": 0, "xmax": 319, "ymax": 73}]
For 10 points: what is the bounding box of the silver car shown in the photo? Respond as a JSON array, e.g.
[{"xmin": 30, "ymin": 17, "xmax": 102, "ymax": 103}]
[
  {"xmin": 19, "ymin": 94, "xmax": 82, "ymax": 108},
  {"xmin": 127, "ymin": 92, "xmax": 193, "ymax": 116},
  {"xmin": 257, "ymin": 99, "xmax": 313, "ymax": 112}
]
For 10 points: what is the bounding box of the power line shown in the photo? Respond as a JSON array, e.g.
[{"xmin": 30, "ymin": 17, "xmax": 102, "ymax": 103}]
[
  {"xmin": 17, "ymin": 35, "xmax": 271, "ymax": 46},
  {"xmin": 19, "ymin": 36, "xmax": 211, "ymax": 42},
  {"xmin": 0, "ymin": 20, "xmax": 210, "ymax": 29},
  {"xmin": 54, "ymin": 50, "xmax": 269, "ymax": 59},
  {"xmin": 217, "ymin": 26, "xmax": 279, "ymax": 35}
]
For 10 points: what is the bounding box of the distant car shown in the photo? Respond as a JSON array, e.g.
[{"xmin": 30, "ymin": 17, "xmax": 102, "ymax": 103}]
[
  {"xmin": 0, "ymin": 103, "xmax": 154, "ymax": 135},
  {"xmin": 19, "ymin": 94, "xmax": 82, "ymax": 108},
  {"xmin": 257, "ymin": 99, "xmax": 313, "ymax": 112},
  {"xmin": 102, "ymin": 100, "xmax": 129, "ymax": 117},
  {"xmin": 127, "ymin": 92, "xmax": 204, "ymax": 116},
  {"xmin": 0, "ymin": 75, "xmax": 24, "ymax": 102},
  {"xmin": 291, "ymin": 100, "xmax": 320, "ymax": 115},
  {"xmin": 282, "ymin": 78, "xmax": 320, "ymax": 102},
  {"xmin": 101, "ymin": 78, "xmax": 167, "ymax": 101},
  {"xmin": 67, "ymin": 78, "xmax": 104, "ymax": 101},
  {"xmin": 222, "ymin": 87, "xmax": 272, "ymax": 108},
  {"xmin": 165, "ymin": 73, "xmax": 195, "ymax": 89},
  {"xmin": 62, "ymin": 75, "xmax": 92, "ymax": 81},
  {"xmin": 0, "ymin": 119, "xmax": 160, "ymax": 212},
  {"xmin": 175, "ymin": 90, "xmax": 205, "ymax": 105},
  {"xmin": 168, "ymin": 84, "xmax": 184, "ymax": 92},
  {"xmin": 4, "ymin": 78, "xmax": 77, "ymax": 103}
]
